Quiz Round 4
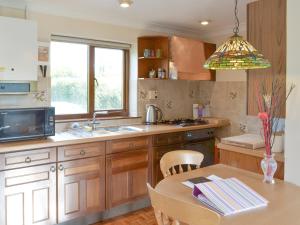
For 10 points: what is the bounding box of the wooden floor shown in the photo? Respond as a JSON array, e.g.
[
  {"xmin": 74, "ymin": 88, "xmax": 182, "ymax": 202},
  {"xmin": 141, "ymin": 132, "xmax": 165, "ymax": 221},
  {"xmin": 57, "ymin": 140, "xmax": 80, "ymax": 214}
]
[{"xmin": 94, "ymin": 208, "xmax": 157, "ymax": 225}]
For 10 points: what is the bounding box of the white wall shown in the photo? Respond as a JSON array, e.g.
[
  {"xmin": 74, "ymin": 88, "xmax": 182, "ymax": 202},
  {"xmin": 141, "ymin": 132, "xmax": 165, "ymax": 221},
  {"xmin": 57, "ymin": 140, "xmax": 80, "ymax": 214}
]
[{"xmin": 284, "ymin": 0, "xmax": 300, "ymax": 186}]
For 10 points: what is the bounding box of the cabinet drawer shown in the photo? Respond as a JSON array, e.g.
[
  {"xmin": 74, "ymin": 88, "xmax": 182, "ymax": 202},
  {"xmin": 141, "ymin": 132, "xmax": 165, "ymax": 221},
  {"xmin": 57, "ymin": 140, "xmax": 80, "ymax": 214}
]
[
  {"xmin": 58, "ymin": 142, "xmax": 105, "ymax": 161},
  {"xmin": 109, "ymin": 150, "xmax": 149, "ymax": 173},
  {"xmin": 106, "ymin": 137, "xmax": 149, "ymax": 154},
  {"xmin": 153, "ymin": 132, "xmax": 184, "ymax": 147},
  {"xmin": 0, "ymin": 148, "xmax": 56, "ymax": 170}
]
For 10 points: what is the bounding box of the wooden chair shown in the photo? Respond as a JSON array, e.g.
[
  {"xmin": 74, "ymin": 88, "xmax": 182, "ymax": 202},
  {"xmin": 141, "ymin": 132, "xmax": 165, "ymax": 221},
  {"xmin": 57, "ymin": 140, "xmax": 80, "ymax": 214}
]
[
  {"xmin": 147, "ymin": 183, "xmax": 220, "ymax": 225},
  {"xmin": 160, "ymin": 150, "xmax": 204, "ymax": 178}
]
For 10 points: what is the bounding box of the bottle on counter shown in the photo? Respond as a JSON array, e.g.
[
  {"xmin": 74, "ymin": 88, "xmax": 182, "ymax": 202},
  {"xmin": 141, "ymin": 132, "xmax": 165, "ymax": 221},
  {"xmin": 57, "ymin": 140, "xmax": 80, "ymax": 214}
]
[
  {"xmin": 198, "ymin": 105, "xmax": 204, "ymax": 118},
  {"xmin": 193, "ymin": 104, "xmax": 199, "ymax": 120},
  {"xmin": 203, "ymin": 103, "xmax": 211, "ymax": 117}
]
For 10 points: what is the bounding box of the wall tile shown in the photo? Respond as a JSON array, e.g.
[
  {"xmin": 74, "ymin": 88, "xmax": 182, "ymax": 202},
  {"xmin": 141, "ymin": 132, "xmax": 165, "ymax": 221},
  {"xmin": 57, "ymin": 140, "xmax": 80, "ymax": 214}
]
[{"xmin": 138, "ymin": 80, "xmax": 264, "ymax": 138}]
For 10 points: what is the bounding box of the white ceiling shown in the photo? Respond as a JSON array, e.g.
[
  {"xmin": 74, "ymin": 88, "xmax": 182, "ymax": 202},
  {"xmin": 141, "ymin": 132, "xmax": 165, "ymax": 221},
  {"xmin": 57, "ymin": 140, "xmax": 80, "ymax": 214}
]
[{"xmin": 1, "ymin": 0, "xmax": 256, "ymax": 36}]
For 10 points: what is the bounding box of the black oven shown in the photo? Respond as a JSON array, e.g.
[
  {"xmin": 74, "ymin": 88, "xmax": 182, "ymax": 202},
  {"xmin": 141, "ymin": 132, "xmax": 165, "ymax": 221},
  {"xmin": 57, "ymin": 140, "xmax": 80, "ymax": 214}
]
[{"xmin": 0, "ymin": 107, "xmax": 55, "ymax": 142}]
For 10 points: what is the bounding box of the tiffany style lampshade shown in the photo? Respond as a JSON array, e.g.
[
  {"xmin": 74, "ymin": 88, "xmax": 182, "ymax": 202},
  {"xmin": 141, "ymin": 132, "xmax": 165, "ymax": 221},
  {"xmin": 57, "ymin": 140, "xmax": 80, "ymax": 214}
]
[{"xmin": 204, "ymin": 0, "xmax": 271, "ymax": 70}]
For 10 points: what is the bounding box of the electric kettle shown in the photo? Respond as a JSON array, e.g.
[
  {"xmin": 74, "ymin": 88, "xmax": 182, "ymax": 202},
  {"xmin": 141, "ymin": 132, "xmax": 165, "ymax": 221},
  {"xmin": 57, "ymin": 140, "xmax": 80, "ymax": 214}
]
[{"xmin": 145, "ymin": 105, "xmax": 163, "ymax": 124}]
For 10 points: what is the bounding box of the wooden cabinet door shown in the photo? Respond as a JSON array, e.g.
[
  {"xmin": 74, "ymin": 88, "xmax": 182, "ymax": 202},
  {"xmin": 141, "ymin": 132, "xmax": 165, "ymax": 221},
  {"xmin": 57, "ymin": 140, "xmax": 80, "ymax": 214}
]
[
  {"xmin": 106, "ymin": 150, "xmax": 149, "ymax": 208},
  {"xmin": 152, "ymin": 145, "xmax": 182, "ymax": 185},
  {"xmin": 219, "ymin": 150, "xmax": 284, "ymax": 179},
  {"xmin": 247, "ymin": 0, "xmax": 286, "ymax": 116},
  {"xmin": 0, "ymin": 164, "xmax": 57, "ymax": 225},
  {"xmin": 57, "ymin": 157, "xmax": 105, "ymax": 223}
]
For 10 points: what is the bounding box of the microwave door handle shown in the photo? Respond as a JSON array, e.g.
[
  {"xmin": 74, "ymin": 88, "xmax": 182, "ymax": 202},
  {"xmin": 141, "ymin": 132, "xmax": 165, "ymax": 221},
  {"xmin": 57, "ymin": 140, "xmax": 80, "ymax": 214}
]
[{"xmin": 0, "ymin": 125, "xmax": 10, "ymax": 131}]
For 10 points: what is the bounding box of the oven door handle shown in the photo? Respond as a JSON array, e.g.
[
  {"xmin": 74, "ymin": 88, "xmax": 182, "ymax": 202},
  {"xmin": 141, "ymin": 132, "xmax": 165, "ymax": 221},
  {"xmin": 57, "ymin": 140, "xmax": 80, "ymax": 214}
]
[{"xmin": 0, "ymin": 125, "xmax": 11, "ymax": 131}]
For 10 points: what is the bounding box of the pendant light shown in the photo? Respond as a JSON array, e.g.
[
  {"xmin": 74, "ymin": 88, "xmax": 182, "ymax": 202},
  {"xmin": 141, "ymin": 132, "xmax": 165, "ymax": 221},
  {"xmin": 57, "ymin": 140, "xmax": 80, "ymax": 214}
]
[{"xmin": 203, "ymin": 0, "xmax": 271, "ymax": 70}]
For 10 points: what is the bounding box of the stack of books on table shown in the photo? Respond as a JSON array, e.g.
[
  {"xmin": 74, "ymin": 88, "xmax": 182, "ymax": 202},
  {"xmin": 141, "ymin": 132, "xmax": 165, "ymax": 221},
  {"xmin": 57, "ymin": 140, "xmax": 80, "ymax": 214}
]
[{"xmin": 189, "ymin": 177, "xmax": 268, "ymax": 216}]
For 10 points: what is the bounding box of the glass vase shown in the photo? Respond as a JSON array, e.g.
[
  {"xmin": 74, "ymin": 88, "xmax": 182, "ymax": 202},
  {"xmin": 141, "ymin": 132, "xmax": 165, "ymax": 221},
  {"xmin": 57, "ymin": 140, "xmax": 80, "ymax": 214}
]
[{"xmin": 261, "ymin": 154, "xmax": 277, "ymax": 184}]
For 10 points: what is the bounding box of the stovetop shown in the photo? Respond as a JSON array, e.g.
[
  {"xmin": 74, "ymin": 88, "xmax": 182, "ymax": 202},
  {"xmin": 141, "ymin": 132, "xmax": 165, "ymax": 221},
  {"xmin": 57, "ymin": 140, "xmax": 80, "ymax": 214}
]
[{"xmin": 159, "ymin": 118, "xmax": 209, "ymax": 127}]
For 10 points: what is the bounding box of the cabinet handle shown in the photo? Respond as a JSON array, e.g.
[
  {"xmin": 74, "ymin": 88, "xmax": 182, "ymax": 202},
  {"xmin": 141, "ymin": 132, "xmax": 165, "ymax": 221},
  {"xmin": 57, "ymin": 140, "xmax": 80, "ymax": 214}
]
[
  {"xmin": 25, "ymin": 157, "xmax": 32, "ymax": 163},
  {"xmin": 50, "ymin": 166, "xmax": 56, "ymax": 172},
  {"xmin": 58, "ymin": 164, "xmax": 64, "ymax": 171},
  {"xmin": 80, "ymin": 150, "xmax": 86, "ymax": 156}
]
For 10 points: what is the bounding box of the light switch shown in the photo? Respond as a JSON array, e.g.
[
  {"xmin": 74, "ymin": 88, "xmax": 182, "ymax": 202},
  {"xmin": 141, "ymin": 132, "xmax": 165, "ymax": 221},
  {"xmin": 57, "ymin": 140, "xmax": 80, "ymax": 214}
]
[{"xmin": 148, "ymin": 90, "xmax": 158, "ymax": 100}]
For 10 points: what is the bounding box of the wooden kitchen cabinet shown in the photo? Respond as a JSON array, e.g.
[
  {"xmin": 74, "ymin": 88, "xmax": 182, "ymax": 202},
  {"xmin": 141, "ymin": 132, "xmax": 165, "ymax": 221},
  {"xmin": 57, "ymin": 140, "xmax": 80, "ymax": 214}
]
[
  {"xmin": 106, "ymin": 149, "xmax": 150, "ymax": 208},
  {"xmin": 152, "ymin": 144, "xmax": 182, "ymax": 185},
  {"xmin": 137, "ymin": 36, "xmax": 216, "ymax": 80},
  {"xmin": 247, "ymin": 0, "xmax": 286, "ymax": 116},
  {"xmin": 106, "ymin": 136, "xmax": 150, "ymax": 154},
  {"xmin": 0, "ymin": 164, "xmax": 57, "ymax": 225},
  {"xmin": 152, "ymin": 132, "xmax": 185, "ymax": 147},
  {"xmin": 0, "ymin": 147, "xmax": 57, "ymax": 171},
  {"xmin": 57, "ymin": 157, "xmax": 105, "ymax": 223},
  {"xmin": 170, "ymin": 36, "xmax": 216, "ymax": 81},
  {"xmin": 219, "ymin": 149, "xmax": 284, "ymax": 180},
  {"xmin": 58, "ymin": 142, "xmax": 106, "ymax": 161}
]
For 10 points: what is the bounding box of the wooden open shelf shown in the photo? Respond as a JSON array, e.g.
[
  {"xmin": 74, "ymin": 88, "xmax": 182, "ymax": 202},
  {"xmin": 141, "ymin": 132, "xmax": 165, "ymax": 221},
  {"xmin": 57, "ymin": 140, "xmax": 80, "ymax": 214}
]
[
  {"xmin": 138, "ymin": 57, "xmax": 167, "ymax": 60},
  {"xmin": 138, "ymin": 36, "xmax": 169, "ymax": 79}
]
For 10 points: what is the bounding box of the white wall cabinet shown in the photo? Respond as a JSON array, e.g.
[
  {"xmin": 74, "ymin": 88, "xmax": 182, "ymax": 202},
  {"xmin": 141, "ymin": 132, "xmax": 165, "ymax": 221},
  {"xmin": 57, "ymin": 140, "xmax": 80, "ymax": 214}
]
[{"xmin": 0, "ymin": 16, "xmax": 37, "ymax": 81}]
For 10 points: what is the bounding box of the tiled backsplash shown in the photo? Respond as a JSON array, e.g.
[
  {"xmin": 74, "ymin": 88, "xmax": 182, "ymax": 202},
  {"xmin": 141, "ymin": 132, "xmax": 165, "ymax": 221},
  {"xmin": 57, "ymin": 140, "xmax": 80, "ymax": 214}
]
[
  {"xmin": 138, "ymin": 80, "xmax": 203, "ymax": 120},
  {"xmin": 138, "ymin": 80, "xmax": 263, "ymax": 137}
]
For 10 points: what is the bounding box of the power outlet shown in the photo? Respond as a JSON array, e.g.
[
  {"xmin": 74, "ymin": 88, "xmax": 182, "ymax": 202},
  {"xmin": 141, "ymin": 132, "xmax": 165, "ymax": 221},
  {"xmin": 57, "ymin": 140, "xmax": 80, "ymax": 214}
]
[
  {"xmin": 148, "ymin": 90, "xmax": 158, "ymax": 100},
  {"xmin": 239, "ymin": 123, "xmax": 248, "ymax": 133}
]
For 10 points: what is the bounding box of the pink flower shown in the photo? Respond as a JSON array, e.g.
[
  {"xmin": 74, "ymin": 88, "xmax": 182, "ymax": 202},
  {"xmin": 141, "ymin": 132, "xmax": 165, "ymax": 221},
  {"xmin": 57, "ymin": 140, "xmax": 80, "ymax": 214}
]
[{"xmin": 258, "ymin": 112, "xmax": 269, "ymax": 120}]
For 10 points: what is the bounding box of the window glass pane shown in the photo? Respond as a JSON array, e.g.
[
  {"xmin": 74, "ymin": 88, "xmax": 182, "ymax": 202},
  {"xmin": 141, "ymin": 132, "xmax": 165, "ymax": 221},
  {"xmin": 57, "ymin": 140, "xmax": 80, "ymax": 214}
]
[
  {"xmin": 51, "ymin": 42, "xmax": 88, "ymax": 115},
  {"xmin": 94, "ymin": 48, "xmax": 124, "ymax": 111}
]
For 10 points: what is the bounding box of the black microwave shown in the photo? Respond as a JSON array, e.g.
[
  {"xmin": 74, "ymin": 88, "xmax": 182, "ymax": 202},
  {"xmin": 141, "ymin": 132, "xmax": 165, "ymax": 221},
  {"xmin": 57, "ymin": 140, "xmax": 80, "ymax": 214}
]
[{"xmin": 0, "ymin": 107, "xmax": 55, "ymax": 142}]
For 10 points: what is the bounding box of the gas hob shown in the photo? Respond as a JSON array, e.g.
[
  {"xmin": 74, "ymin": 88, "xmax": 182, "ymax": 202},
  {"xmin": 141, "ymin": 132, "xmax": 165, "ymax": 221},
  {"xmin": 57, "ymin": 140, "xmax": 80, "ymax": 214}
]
[{"xmin": 159, "ymin": 118, "xmax": 209, "ymax": 127}]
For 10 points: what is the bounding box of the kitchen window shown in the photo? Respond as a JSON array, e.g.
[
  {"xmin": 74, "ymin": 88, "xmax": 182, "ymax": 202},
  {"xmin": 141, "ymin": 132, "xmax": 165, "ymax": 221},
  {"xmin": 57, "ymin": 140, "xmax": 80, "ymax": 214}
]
[{"xmin": 50, "ymin": 36, "xmax": 130, "ymax": 120}]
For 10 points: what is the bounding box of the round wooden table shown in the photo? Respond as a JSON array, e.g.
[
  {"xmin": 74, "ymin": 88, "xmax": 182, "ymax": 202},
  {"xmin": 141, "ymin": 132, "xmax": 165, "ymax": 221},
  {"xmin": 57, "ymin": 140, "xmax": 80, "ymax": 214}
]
[{"xmin": 155, "ymin": 164, "xmax": 300, "ymax": 225}]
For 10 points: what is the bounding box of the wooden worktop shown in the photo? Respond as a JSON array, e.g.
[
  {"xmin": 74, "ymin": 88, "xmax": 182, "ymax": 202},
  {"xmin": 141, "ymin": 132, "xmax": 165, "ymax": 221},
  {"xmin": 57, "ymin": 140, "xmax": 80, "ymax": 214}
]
[
  {"xmin": 217, "ymin": 143, "xmax": 284, "ymax": 162},
  {"xmin": 0, "ymin": 118, "xmax": 229, "ymax": 153}
]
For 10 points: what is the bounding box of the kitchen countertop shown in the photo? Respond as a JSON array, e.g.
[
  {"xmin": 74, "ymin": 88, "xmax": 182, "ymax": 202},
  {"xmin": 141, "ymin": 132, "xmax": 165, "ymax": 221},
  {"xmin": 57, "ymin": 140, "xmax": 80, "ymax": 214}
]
[
  {"xmin": 217, "ymin": 143, "xmax": 284, "ymax": 163},
  {"xmin": 0, "ymin": 117, "xmax": 229, "ymax": 153}
]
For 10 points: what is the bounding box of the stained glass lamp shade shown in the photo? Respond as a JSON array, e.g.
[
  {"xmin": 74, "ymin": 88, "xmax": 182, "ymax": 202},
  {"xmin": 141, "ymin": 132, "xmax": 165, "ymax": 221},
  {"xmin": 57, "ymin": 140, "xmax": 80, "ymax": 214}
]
[
  {"xmin": 204, "ymin": 0, "xmax": 271, "ymax": 70},
  {"xmin": 203, "ymin": 34, "xmax": 271, "ymax": 70}
]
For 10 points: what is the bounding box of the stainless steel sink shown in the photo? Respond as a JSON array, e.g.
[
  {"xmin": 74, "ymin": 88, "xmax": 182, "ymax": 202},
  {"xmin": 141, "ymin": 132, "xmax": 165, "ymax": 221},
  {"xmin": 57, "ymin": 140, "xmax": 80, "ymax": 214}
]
[
  {"xmin": 64, "ymin": 126, "xmax": 144, "ymax": 138},
  {"xmin": 102, "ymin": 126, "xmax": 144, "ymax": 132}
]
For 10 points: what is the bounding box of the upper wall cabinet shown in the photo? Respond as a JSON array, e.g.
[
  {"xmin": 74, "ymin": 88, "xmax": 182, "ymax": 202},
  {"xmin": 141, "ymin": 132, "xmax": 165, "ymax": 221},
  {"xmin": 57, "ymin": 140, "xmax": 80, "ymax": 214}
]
[
  {"xmin": 170, "ymin": 36, "xmax": 216, "ymax": 81},
  {"xmin": 247, "ymin": 0, "xmax": 286, "ymax": 116},
  {"xmin": 0, "ymin": 16, "xmax": 38, "ymax": 81},
  {"xmin": 137, "ymin": 36, "xmax": 216, "ymax": 81}
]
